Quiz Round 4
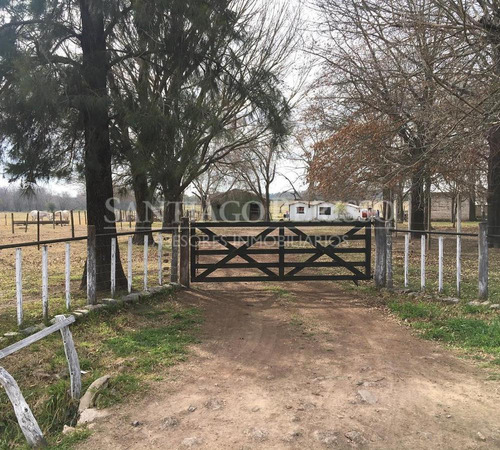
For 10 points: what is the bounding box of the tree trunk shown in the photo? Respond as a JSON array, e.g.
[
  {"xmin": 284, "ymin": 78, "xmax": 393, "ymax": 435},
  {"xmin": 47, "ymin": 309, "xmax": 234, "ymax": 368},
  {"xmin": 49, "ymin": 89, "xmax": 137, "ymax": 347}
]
[
  {"xmin": 132, "ymin": 170, "xmax": 155, "ymax": 245},
  {"xmin": 469, "ymin": 192, "xmax": 477, "ymax": 222},
  {"xmin": 79, "ymin": 0, "xmax": 126, "ymax": 290},
  {"xmin": 200, "ymin": 195, "xmax": 210, "ymax": 220},
  {"xmin": 265, "ymin": 184, "xmax": 271, "ymax": 221},
  {"xmin": 488, "ymin": 125, "xmax": 500, "ymax": 247},
  {"xmin": 410, "ymin": 172, "xmax": 425, "ymax": 238},
  {"xmin": 162, "ymin": 189, "xmax": 183, "ymax": 226}
]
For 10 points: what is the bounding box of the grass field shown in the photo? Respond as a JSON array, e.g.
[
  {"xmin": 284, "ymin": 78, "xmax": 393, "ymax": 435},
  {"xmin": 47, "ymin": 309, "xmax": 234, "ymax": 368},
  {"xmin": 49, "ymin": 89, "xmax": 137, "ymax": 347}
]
[{"xmin": 0, "ymin": 213, "xmax": 173, "ymax": 335}]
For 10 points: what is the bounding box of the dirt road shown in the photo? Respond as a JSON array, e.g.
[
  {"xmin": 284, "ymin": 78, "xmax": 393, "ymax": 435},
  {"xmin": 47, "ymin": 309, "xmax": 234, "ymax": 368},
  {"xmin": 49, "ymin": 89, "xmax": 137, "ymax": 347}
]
[{"xmin": 79, "ymin": 282, "xmax": 500, "ymax": 449}]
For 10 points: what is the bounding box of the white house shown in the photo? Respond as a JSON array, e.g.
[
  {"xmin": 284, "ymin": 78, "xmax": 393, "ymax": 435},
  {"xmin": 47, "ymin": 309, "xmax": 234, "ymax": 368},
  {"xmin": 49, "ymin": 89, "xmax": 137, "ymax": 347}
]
[{"xmin": 288, "ymin": 201, "xmax": 363, "ymax": 221}]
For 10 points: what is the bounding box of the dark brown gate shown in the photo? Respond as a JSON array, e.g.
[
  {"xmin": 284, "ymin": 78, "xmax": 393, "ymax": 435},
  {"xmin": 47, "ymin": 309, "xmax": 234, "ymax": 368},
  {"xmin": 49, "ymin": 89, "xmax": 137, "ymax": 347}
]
[{"xmin": 190, "ymin": 221, "xmax": 372, "ymax": 283}]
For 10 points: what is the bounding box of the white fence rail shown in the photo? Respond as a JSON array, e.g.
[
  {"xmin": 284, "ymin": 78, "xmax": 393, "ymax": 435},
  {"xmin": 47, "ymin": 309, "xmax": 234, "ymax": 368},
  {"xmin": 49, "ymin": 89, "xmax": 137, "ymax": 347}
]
[
  {"xmin": 376, "ymin": 222, "xmax": 492, "ymax": 300},
  {"xmin": 1, "ymin": 225, "xmax": 184, "ymax": 332}
]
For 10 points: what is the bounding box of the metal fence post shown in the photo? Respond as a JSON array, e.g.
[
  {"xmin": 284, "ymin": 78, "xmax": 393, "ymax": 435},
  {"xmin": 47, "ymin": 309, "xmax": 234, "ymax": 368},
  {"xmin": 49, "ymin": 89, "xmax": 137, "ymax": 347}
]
[
  {"xmin": 179, "ymin": 217, "xmax": 190, "ymax": 287},
  {"xmin": 478, "ymin": 222, "xmax": 489, "ymax": 300},
  {"xmin": 374, "ymin": 220, "xmax": 387, "ymax": 288},
  {"xmin": 87, "ymin": 225, "xmax": 97, "ymax": 305}
]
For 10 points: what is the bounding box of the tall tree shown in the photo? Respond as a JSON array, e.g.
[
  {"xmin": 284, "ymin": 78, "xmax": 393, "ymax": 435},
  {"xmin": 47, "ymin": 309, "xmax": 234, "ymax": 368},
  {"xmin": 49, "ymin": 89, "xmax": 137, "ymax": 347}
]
[
  {"xmin": 0, "ymin": 0, "xmax": 141, "ymax": 287},
  {"xmin": 109, "ymin": 0, "xmax": 298, "ymax": 226}
]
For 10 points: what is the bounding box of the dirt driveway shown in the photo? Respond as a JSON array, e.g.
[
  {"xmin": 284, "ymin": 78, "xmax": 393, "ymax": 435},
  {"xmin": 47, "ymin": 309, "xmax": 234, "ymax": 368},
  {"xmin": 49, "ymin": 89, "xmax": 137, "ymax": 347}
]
[{"xmin": 79, "ymin": 282, "xmax": 500, "ymax": 449}]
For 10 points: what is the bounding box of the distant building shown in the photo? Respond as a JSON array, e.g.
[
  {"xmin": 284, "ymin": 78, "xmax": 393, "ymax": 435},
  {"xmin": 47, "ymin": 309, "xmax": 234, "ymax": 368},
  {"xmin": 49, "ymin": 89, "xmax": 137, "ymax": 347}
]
[
  {"xmin": 288, "ymin": 201, "xmax": 363, "ymax": 221},
  {"xmin": 209, "ymin": 189, "xmax": 263, "ymax": 221}
]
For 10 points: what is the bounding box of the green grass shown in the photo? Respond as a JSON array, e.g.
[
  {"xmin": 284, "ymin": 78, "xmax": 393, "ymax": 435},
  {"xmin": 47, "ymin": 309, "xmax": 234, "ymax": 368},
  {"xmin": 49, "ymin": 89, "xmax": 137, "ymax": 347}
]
[
  {"xmin": 388, "ymin": 301, "xmax": 441, "ymax": 319},
  {"xmin": 0, "ymin": 288, "xmax": 201, "ymax": 449},
  {"xmin": 384, "ymin": 291, "xmax": 500, "ymax": 365},
  {"xmin": 264, "ymin": 285, "xmax": 295, "ymax": 300}
]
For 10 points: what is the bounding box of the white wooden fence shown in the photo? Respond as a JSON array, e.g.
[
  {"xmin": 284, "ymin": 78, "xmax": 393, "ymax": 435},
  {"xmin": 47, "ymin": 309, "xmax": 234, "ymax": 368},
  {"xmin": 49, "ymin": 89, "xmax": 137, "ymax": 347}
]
[
  {"xmin": 0, "ymin": 315, "xmax": 80, "ymax": 447},
  {"xmin": 375, "ymin": 222, "xmax": 490, "ymax": 300},
  {"xmin": 3, "ymin": 225, "xmax": 184, "ymax": 330}
]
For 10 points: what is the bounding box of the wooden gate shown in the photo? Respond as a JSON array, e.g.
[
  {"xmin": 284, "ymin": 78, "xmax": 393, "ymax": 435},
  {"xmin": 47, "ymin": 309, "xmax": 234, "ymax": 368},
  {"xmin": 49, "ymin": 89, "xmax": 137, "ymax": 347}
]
[{"xmin": 190, "ymin": 221, "xmax": 372, "ymax": 283}]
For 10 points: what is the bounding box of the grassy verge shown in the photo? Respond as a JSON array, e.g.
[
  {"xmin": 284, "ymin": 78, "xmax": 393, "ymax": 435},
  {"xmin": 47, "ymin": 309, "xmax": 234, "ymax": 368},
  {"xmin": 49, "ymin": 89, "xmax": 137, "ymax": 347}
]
[
  {"xmin": 365, "ymin": 287, "xmax": 500, "ymax": 372},
  {"xmin": 0, "ymin": 289, "xmax": 201, "ymax": 449}
]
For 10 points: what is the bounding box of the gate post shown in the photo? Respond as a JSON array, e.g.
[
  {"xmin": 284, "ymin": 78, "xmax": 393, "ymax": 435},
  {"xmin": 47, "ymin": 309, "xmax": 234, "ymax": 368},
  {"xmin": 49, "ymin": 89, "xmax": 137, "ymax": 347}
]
[
  {"xmin": 478, "ymin": 222, "xmax": 488, "ymax": 300},
  {"xmin": 179, "ymin": 217, "xmax": 190, "ymax": 287},
  {"xmin": 386, "ymin": 222, "xmax": 393, "ymax": 290},
  {"xmin": 374, "ymin": 220, "xmax": 387, "ymax": 288}
]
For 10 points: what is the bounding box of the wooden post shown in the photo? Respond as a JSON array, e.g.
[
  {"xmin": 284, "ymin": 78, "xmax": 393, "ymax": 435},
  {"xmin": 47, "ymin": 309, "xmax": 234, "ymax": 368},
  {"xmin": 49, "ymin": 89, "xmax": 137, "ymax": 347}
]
[
  {"xmin": 438, "ymin": 236, "xmax": 444, "ymax": 294},
  {"xmin": 386, "ymin": 223, "xmax": 393, "ymax": 289},
  {"xmin": 87, "ymin": 226, "xmax": 97, "ymax": 305},
  {"xmin": 65, "ymin": 243, "xmax": 71, "ymax": 310},
  {"xmin": 78, "ymin": 210, "xmax": 81, "ymax": 225},
  {"xmin": 70, "ymin": 210, "xmax": 75, "ymax": 238},
  {"xmin": 158, "ymin": 233, "xmax": 163, "ymax": 286},
  {"xmin": 11, "ymin": 213, "xmax": 14, "ymax": 234},
  {"xmin": 41, "ymin": 245, "xmax": 49, "ymax": 320},
  {"xmin": 457, "ymin": 196, "xmax": 462, "ymax": 297},
  {"xmin": 404, "ymin": 233, "xmax": 410, "ymax": 288},
  {"xmin": 55, "ymin": 315, "xmax": 81, "ymax": 400},
  {"xmin": 180, "ymin": 217, "xmax": 190, "ymax": 287},
  {"xmin": 37, "ymin": 211, "xmax": 40, "ymax": 250},
  {"xmin": 0, "ymin": 367, "xmax": 46, "ymax": 448},
  {"xmin": 420, "ymin": 235, "xmax": 426, "ymax": 290},
  {"xmin": 52, "ymin": 212, "xmax": 55, "ymax": 229},
  {"xmin": 16, "ymin": 248, "xmax": 23, "ymax": 327},
  {"xmin": 171, "ymin": 225, "xmax": 179, "ymax": 284},
  {"xmin": 25, "ymin": 213, "xmax": 29, "ymax": 233},
  {"xmin": 374, "ymin": 220, "xmax": 387, "ymax": 288},
  {"xmin": 143, "ymin": 235, "xmax": 149, "ymax": 291},
  {"xmin": 127, "ymin": 236, "xmax": 133, "ymax": 293},
  {"xmin": 478, "ymin": 222, "xmax": 489, "ymax": 300},
  {"xmin": 110, "ymin": 238, "xmax": 116, "ymax": 297},
  {"xmin": 84, "ymin": 210, "xmax": 87, "ymax": 225}
]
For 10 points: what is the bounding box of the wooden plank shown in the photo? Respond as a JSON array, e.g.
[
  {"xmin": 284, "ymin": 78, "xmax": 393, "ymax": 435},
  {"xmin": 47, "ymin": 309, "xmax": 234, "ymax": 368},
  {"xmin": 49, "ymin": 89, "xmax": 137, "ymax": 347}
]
[
  {"xmin": 144, "ymin": 234, "xmax": 149, "ymax": 291},
  {"xmin": 192, "ymin": 275, "xmax": 372, "ymax": 283},
  {"xmin": 478, "ymin": 222, "xmax": 488, "ymax": 299},
  {"xmin": 180, "ymin": 218, "xmax": 190, "ymax": 287},
  {"xmin": 42, "ymin": 245, "xmax": 49, "ymax": 320},
  {"xmin": 11, "ymin": 213, "xmax": 14, "ymax": 234},
  {"xmin": 37, "ymin": 211, "xmax": 40, "ymax": 250},
  {"xmin": 0, "ymin": 367, "xmax": 46, "ymax": 448},
  {"xmin": 193, "ymin": 220, "xmax": 371, "ymax": 228},
  {"xmin": 456, "ymin": 235, "xmax": 462, "ymax": 297},
  {"xmin": 158, "ymin": 233, "xmax": 163, "ymax": 286},
  {"xmin": 438, "ymin": 236, "xmax": 444, "ymax": 294},
  {"xmin": 374, "ymin": 221, "xmax": 387, "ymax": 288},
  {"xmin": 70, "ymin": 210, "xmax": 75, "ymax": 238},
  {"xmin": 65, "ymin": 243, "xmax": 71, "ymax": 310},
  {"xmin": 16, "ymin": 248, "xmax": 23, "ymax": 327},
  {"xmin": 194, "ymin": 262, "xmax": 368, "ymax": 269},
  {"xmin": 0, "ymin": 316, "xmax": 75, "ymax": 360},
  {"xmin": 55, "ymin": 316, "xmax": 81, "ymax": 400},
  {"xmin": 386, "ymin": 226, "xmax": 393, "ymax": 289},
  {"xmin": 87, "ymin": 226, "xmax": 97, "ymax": 305},
  {"xmin": 421, "ymin": 235, "xmax": 426, "ymax": 290},
  {"xmin": 279, "ymin": 226, "xmax": 285, "ymax": 278},
  {"xmin": 171, "ymin": 227, "xmax": 179, "ymax": 284},
  {"xmin": 195, "ymin": 248, "xmax": 367, "ymax": 256},
  {"xmin": 111, "ymin": 238, "xmax": 116, "ymax": 297},
  {"xmin": 404, "ymin": 233, "xmax": 410, "ymax": 288},
  {"xmin": 127, "ymin": 236, "xmax": 133, "ymax": 293}
]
